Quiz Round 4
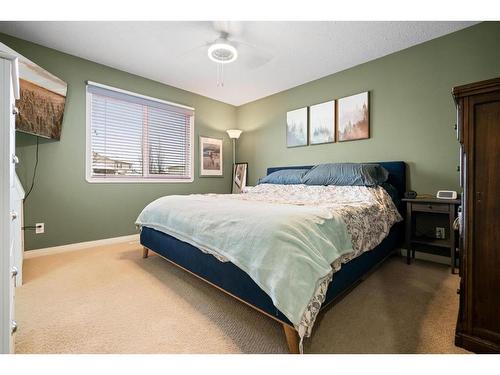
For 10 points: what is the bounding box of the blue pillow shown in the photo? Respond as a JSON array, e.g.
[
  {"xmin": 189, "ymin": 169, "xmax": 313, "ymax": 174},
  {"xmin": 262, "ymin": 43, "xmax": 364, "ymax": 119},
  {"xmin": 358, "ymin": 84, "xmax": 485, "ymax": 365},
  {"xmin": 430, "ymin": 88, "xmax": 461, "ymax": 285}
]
[
  {"xmin": 258, "ymin": 169, "xmax": 310, "ymax": 185},
  {"xmin": 301, "ymin": 163, "xmax": 389, "ymax": 186},
  {"xmin": 381, "ymin": 182, "xmax": 400, "ymax": 206}
]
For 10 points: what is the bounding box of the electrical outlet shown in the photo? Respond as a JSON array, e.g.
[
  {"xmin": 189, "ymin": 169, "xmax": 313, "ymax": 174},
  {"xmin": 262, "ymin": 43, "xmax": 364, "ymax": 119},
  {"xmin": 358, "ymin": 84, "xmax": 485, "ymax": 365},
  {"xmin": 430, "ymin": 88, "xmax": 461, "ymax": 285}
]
[
  {"xmin": 435, "ymin": 227, "xmax": 445, "ymax": 239},
  {"xmin": 35, "ymin": 223, "xmax": 45, "ymax": 234}
]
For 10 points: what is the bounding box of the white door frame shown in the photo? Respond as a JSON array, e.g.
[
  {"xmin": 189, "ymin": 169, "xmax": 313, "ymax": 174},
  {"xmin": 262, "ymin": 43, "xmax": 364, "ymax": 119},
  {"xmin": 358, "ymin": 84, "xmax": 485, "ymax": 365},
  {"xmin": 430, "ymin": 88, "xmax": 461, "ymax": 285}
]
[{"xmin": 0, "ymin": 52, "xmax": 19, "ymax": 354}]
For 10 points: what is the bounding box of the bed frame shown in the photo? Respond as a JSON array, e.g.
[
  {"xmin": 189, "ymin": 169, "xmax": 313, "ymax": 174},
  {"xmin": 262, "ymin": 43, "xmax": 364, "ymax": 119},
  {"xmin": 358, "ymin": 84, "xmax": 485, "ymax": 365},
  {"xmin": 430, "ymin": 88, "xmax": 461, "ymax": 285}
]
[{"xmin": 140, "ymin": 161, "xmax": 406, "ymax": 353}]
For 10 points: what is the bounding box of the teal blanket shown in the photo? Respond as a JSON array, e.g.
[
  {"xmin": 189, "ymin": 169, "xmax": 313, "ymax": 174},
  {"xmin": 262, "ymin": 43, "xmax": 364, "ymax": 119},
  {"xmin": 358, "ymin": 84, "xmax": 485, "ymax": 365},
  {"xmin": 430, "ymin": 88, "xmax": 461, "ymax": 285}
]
[{"xmin": 136, "ymin": 193, "xmax": 353, "ymax": 331}]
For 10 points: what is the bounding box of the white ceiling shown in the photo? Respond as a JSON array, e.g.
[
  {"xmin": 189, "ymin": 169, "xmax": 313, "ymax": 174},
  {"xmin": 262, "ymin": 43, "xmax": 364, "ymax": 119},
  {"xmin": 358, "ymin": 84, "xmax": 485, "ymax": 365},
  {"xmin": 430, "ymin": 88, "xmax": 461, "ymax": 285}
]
[{"xmin": 0, "ymin": 21, "xmax": 477, "ymax": 106}]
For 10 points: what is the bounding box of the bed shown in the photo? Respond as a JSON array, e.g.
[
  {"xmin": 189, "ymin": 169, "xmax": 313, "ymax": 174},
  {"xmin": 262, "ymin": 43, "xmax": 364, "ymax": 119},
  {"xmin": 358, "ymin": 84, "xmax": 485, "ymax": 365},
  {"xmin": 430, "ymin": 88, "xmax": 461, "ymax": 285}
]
[{"xmin": 138, "ymin": 161, "xmax": 406, "ymax": 353}]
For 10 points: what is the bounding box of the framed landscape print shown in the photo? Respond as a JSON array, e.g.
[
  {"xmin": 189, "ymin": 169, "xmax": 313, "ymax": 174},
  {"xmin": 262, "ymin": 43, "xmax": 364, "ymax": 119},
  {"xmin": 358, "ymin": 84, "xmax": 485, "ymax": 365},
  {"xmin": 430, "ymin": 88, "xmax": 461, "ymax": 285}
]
[
  {"xmin": 337, "ymin": 91, "xmax": 370, "ymax": 142},
  {"xmin": 286, "ymin": 107, "xmax": 308, "ymax": 147},
  {"xmin": 232, "ymin": 162, "xmax": 248, "ymax": 194},
  {"xmin": 0, "ymin": 41, "xmax": 67, "ymax": 140},
  {"xmin": 199, "ymin": 136, "xmax": 223, "ymax": 176},
  {"xmin": 309, "ymin": 100, "xmax": 335, "ymax": 145}
]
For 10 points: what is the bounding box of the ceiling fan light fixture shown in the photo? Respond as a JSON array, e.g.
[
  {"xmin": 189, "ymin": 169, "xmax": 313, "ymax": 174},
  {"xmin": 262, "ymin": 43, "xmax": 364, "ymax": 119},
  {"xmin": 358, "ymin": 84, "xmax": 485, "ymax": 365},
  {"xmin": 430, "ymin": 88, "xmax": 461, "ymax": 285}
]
[{"xmin": 208, "ymin": 42, "xmax": 238, "ymax": 64}]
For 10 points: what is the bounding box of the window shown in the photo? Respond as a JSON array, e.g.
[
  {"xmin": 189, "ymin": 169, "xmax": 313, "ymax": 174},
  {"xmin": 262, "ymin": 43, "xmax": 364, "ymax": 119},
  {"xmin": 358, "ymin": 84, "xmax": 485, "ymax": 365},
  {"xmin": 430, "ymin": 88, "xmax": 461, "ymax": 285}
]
[{"xmin": 86, "ymin": 82, "xmax": 194, "ymax": 183}]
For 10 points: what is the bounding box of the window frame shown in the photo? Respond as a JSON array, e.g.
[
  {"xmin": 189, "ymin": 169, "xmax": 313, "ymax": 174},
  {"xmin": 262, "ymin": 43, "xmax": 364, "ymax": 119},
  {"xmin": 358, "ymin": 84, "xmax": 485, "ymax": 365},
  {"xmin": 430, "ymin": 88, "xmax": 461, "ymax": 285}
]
[{"xmin": 85, "ymin": 81, "xmax": 195, "ymax": 184}]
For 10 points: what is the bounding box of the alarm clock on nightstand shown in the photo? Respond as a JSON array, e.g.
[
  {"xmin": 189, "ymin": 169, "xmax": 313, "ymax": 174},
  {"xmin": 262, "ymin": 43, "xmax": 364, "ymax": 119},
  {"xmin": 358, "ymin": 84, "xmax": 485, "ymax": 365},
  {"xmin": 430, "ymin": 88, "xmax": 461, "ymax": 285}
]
[{"xmin": 436, "ymin": 190, "xmax": 458, "ymax": 200}]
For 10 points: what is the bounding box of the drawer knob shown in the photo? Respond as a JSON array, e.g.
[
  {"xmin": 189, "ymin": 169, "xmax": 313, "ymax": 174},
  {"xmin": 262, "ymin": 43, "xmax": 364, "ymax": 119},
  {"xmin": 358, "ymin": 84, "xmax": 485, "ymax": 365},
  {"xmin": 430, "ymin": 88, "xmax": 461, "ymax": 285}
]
[
  {"xmin": 11, "ymin": 266, "xmax": 18, "ymax": 287},
  {"xmin": 11, "ymin": 211, "xmax": 17, "ymax": 221},
  {"xmin": 11, "ymin": 320, "xmax": 17, "ymax": 335}
]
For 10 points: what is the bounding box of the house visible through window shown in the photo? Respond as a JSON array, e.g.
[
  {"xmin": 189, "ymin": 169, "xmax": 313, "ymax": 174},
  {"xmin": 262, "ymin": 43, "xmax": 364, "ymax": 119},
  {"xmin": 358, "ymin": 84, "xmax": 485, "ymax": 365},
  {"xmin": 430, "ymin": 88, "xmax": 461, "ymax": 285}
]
[{"xmin": 86, "ymin": 82, "xmax": 194, "ymax": 182}]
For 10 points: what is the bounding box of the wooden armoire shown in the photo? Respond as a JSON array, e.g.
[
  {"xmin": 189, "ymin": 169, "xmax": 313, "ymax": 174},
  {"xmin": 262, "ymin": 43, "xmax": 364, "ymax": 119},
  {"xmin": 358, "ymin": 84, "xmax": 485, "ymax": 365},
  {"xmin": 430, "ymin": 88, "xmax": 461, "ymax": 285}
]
[{"xmin": 453, "ymin": 77, "xmax": 500, "ymax": 353}]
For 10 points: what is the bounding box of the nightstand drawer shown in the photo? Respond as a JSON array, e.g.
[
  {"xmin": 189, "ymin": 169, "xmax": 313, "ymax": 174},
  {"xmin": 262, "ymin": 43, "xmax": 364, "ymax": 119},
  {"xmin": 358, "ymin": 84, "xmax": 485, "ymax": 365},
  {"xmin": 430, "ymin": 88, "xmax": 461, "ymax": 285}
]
[
  {"xmin": 412, "ymin": 202, "xmax": 449, "ymax": 213},
  {"xmin": 403, "ymin": 197, "xmax": 460, "ymax": 273}
]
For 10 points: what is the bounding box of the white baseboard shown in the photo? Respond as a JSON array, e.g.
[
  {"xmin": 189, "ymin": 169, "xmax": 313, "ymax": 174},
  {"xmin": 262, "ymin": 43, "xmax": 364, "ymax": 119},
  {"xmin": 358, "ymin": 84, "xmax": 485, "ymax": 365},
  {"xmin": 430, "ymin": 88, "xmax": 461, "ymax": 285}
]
[
  {"xmin": 24, "ymin": 234, "xmax": 140, "ymax": 259},
  {"xmin": 399, "ymin": 248, "xmax": 451, "ymax": 266}
]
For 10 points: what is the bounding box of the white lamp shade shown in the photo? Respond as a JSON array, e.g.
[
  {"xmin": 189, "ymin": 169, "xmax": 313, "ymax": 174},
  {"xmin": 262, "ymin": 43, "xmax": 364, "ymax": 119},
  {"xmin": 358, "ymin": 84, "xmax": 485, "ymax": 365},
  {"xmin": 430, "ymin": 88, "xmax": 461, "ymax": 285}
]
[{"xmin": 226, "ymin": 129, "xmax": 242, "ymax": 139}]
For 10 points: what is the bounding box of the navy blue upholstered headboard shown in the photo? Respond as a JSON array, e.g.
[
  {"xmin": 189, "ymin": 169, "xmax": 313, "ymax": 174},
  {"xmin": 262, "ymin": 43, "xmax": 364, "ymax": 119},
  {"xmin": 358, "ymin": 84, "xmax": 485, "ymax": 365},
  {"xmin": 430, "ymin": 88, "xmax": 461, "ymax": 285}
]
[{"xmin": 266, "ymin": 161, "xmax": 407, "ymax": 199}]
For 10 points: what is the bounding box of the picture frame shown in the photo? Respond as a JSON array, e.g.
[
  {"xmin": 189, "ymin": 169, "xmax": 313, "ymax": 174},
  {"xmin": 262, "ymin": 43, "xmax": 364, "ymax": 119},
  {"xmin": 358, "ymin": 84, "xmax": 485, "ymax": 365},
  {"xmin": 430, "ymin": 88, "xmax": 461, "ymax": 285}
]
[
  {"xmin": 232, "ymin": 162, "xmax": 248, "ymax": 194},
  {"xmin": 0, "ymin": 41, "xmax": 67, "ymax": 140},
  {"xmin": 309, "ymin": 100, "xmax": 335, "ymax": 145},
  {"xmin": 286, "ymin": 107, "xmax": 308, "ymax": 147},
  {"xmin": 337, "ymin": 91, "xmax": 370, "ymax": 142},
  {"xmin": 199, "ymin": 136, "xmax": 223, "ymax": 177}
]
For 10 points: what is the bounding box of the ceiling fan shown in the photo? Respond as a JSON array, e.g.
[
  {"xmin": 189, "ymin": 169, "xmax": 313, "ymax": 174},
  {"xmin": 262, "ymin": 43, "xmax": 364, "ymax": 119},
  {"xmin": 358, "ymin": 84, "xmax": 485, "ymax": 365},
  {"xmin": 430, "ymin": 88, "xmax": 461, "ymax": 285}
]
[{"xmin": 183, "ymin": 21, "xmax": 274, "ymax": 87}]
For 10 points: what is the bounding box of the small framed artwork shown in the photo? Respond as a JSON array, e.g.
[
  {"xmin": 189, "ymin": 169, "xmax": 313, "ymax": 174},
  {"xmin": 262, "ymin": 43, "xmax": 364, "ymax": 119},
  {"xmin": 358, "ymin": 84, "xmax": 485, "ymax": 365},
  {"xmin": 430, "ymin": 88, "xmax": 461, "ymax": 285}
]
[
  {"xmin": 232, "ymin": 162, "xmax": 248, "ymax": 194},
  {"xmin": 309, "ymin": 100, "xmax": 335, "ymax": 145},
  {"xmin": 199, "ymin": 136, "xmax": 223, "ymax": 177},
  {"xmin": 337, "ymin": 91, "xmax": 369, "ymax": 142},
  {"xmin": 286, "ymin": 107, "xmax": 308, "ymax": 147}
]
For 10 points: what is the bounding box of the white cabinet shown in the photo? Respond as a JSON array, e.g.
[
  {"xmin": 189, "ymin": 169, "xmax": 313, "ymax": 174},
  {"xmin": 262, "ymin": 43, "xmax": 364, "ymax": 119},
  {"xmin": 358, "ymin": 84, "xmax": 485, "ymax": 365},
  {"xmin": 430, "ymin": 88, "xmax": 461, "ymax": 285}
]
[
  {"xmin": 12, "ymin": 175, "xmax": 24, "ymax": 287},
  {"xmin": 0, "ymin": 52, "xmax": 20, "ymax": 354}
]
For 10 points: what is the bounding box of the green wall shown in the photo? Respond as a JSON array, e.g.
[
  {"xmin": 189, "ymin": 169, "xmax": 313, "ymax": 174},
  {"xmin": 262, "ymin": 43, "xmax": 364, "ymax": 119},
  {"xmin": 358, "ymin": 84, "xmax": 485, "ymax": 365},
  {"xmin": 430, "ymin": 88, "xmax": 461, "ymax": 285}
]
[
  {"xmin": 236, "ymin": 22, "xmax": 500, "ymax": 192},
  {"xmin": 0, "ymin": 33, "xmax": 237, "ymax": 250},
  {"xmin": 4, "ymin": 22, "xmax": 500, "ymax": 250}
]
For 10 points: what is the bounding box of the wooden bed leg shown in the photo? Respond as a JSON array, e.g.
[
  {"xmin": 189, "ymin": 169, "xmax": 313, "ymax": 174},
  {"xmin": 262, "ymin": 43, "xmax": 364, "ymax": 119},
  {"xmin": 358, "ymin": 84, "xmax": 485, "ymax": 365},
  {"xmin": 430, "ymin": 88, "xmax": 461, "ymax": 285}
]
[
  {"xmin": 142, "ymin": 247, "xmax": 149, "ymax": 259},
  {"xmin": 283, "ymin": 324, "xmax": 300, "ymax": 354}
]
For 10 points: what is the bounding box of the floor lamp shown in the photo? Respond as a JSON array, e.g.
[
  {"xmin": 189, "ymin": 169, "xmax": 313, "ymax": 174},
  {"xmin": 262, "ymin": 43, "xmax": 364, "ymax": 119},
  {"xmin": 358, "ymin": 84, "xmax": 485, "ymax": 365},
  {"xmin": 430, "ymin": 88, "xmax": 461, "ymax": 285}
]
[
  {"xmin": 226, "ymin": 129, "xmax": 242, "ymax": 165},
  {"xmin": 226, "ymin": 129, "xmax": 243, "ymax": 193}
]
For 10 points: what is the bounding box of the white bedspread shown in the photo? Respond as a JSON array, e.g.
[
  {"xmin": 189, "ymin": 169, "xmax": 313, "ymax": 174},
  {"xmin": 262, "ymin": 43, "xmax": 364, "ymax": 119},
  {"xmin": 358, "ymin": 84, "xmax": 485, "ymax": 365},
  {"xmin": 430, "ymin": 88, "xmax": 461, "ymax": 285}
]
[{"xmin": 136, "ymin": 184, "xmax": 402, "ymax": 350}]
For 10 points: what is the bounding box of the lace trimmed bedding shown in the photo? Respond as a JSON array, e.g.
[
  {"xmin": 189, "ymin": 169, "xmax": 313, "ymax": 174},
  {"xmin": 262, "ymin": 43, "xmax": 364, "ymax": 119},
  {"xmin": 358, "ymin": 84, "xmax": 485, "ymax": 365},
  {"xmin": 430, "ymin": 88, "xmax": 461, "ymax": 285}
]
[
  {"xmin": 240, "ymin": 184, "xmax": 402, "ymax": 350},
  {"xmin": 136, "ymin": 184, "xmax": 402, "ymax": 352}
]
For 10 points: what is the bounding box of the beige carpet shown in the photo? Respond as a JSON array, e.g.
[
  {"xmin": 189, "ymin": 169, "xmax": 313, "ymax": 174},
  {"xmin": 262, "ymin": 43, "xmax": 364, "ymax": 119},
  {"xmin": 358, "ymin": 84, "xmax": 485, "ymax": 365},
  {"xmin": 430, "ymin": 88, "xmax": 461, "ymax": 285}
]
[{"xmin": 15, "ymin": 241, "xmax": 469, "ymax": 354}]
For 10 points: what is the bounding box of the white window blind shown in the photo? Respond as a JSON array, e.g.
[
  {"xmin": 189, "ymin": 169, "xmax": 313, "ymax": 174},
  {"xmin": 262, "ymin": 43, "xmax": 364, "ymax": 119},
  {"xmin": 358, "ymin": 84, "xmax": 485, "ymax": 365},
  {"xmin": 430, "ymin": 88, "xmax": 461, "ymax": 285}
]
[{"xmin": 86, "ymin": 82, "xmax": 194, "ymax": 182}]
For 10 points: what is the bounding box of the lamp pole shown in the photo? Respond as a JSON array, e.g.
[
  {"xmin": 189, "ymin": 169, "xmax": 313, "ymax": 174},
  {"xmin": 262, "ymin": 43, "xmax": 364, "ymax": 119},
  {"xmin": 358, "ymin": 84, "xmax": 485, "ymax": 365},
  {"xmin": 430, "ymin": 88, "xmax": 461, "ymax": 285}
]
[
  {"xmin": 226, "ymin": 129, "xmax": 243, "ymax": 194},
  {"xmin": 232, "ymin": 138, "xmax": 236, "ymax": 165},
  {"xmin": 226, "ymin": 129, "xmax": 242, "ymax": 166}
]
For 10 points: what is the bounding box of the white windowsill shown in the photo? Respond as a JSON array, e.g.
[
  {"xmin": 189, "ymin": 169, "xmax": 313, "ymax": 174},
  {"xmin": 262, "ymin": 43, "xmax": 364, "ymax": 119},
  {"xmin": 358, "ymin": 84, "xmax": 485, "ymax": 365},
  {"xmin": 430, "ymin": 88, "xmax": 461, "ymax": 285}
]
[{"xmin": 85, "ymin": 176, "xmax": 194, "ymax": 184}]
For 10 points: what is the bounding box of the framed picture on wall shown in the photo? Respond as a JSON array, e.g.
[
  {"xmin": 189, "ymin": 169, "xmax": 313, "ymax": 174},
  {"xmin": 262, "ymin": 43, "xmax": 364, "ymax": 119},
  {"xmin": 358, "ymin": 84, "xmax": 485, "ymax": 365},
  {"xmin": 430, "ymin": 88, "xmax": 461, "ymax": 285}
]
[
  {"xmin": 309, "ymin": 100, "xmax": 335, "ymax": 145},
  {"xmin": 232, "ymin": 162, "xmax": 248, "ymax": 194},
  {"xmin": 337, "ymin": 91, "xmax": 370, "ymax": 142},
  {"xmin": 0, "ymin": 41, "xmax": 67, "ymax": 140},
  {"xmin": 286, "ymin": 107, "xmax": 308, "ymax": 147},
  {"xmin": 199, "ymin": 136, "xmax": 223, "ymax": 177}
]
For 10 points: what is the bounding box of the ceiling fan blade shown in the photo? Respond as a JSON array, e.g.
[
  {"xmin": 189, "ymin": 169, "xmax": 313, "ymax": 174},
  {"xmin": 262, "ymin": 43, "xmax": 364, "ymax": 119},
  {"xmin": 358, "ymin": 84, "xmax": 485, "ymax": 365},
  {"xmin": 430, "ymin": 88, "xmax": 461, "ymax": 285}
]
[
  {"xmin": 233, "ymin": 40, "xmax": 274, "ymax": 69},
  {"xmin": 178, "ymin": 42, "xmax": 209, "ymax": 62},
  {"xmin": 212, "ymin": 21, "xmax": 243, "ymax": 38},
  {"xmin": 174, "ymin": 21, "xmax": 219, "ymax": 60}
]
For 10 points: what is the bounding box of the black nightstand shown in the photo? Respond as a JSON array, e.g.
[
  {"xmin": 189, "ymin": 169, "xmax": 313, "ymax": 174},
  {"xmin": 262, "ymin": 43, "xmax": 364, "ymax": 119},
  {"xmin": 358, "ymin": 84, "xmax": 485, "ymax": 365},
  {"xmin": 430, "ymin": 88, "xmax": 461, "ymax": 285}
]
[{"xmin": 403, "ymin": 197, "xmax": 461, "ymax": 273}]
